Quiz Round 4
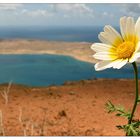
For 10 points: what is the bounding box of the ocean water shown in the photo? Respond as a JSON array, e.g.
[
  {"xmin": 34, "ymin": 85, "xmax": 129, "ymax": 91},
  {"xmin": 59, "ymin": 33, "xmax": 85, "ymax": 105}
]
[
  {"xmin": 0, "ymin": 26, "xmax": 104, "ymax": 42},
  {"xmin": 0, "ymin": 26, "xmax": 136, "ymax": 86},
  {"xmin": 0, "ymin": 54, "xmax": 137, "ymax": 87},
  {"xmin": 0, "ymin": 54, "xmax": 94, "ymax": 86}
]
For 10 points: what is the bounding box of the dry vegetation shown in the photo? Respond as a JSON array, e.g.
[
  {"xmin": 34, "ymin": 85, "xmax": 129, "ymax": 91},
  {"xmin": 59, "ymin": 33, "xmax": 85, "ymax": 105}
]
[{"xmin": 0, "ymin": 81, "xmax": 12, "ymax": 105}]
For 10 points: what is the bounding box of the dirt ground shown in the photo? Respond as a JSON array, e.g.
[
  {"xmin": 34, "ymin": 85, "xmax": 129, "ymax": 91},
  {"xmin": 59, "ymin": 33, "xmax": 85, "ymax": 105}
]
[{"xmin": 0, "ymin": 79, "xmax": 139, "ymax": 136}]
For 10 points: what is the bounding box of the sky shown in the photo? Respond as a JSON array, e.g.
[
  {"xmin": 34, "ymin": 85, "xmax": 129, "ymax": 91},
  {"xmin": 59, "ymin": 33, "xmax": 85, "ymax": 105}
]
[{"xmin": 0, "ymin": 3, "xmax": 140, "ymax": 27}]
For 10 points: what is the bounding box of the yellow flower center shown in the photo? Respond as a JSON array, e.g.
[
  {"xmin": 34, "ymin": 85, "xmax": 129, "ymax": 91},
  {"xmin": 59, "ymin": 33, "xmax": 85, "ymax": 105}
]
[{"xmin": 116, "ymin": 41, "xmax": 135, "ymax": 59}]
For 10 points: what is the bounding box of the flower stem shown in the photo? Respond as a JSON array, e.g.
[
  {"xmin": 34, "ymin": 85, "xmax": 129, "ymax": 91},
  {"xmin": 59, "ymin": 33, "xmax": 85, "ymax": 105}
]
[{"xmin": 128, "ymin": 62, "xmax": 139, "ymax": 124}]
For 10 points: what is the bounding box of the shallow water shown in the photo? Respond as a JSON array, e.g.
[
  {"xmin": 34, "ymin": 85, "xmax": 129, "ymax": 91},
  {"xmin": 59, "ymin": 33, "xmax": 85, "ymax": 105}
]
[
  {"xmin": 0, "ymin": 54, "xmax": 137, "ymax": 87},
  {"xmin": 0, "ymin": 54, "xmax": 95, "ymax": 86}
]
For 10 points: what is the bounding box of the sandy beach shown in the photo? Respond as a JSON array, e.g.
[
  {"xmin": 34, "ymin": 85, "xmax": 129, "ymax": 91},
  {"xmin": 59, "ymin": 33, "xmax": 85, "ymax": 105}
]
[
  {"xmin": 0, "ymin": 79, "xmax": 139, "ymax": 136},
  {"xmin": 0, "ymin": 39, "xmax": 96, "ymax": 63}
]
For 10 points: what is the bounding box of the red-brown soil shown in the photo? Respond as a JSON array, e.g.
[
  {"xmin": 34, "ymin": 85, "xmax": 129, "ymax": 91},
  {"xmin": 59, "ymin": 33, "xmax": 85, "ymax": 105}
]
[{"xmin": 0, "ymin": 79, "xmax": 139, "ymax": 136}]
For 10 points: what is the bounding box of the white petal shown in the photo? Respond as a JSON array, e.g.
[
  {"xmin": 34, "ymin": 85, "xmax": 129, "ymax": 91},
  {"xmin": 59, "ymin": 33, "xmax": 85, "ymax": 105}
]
[
  {"xmin": 129, "ymin": 52, "xmax": 140, "ymax": 63},
  {"xmin": 120, "ymin": 17, "xmax": 135, "ymax": 41},
  {"xmin": 135, "ymin": 41, "xmax": 140, "ymax": 52},
  {"xmin": 126, "ymin": 17, "xmax": 135, "ymax": 35},
  {"xmin": 129, "ymin": 42, "xmax": 140, "ymax": 63},
  {"xmin": 112, "ymin": 59, "xmax": 123, "ymax": 68},
  {"xmin": 98, "ymin": 25, "xmax": 123, "ymax": 46},
  {"xmin": 113, "ymin": 59, "xmax": 128, "ymax": 69},
  {"xmin": 104, "ymin": 25, "xmax": 123, "ymax": 43},
  {"xmin": 91, "ymin": 43, "xmax": 115, "ymax": 53},
  {"xmin": 95, "ymin": 61, "xmax": 113, "ymax": 71},
  {"xmin": 135, "ymin": 17, "xmax": 140, "ymax": 39},
  {"xmin": 98, "ymin": 32, "xmax": 110, "ymax": 45},
  {"xmin": 95, "ymin": 59, "xmax": 123, "ymax": 71},
  {"xmin": 120, "ymin": 16, "xmax": 127, "ymax": 39},
  {"xmin": 134, "ymin": 53, "xmax": 140, "ymax": 61},
  {"xmin": 93, "ymin": 52, "xmax": 117, "ymax": 60}
]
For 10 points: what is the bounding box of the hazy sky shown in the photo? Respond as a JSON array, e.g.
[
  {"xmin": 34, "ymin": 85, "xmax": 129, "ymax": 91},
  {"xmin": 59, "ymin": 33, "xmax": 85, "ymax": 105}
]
[{"xmin": 0, "ymin": 3, "xmax": 139, "ymax": 27}]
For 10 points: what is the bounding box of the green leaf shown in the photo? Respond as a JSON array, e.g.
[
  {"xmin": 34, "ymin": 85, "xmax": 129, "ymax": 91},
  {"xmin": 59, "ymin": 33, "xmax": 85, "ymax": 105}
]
[
  {"xmin": 116, "ymin": 122, "xmax": 140, "ymax": 136},
  {"xmin": 116, "ymin": 113, "xmax": 122, "ymax": 116},
  {"xmin": 129, "ymin": 125, "xmax": 138, "ymax": 136},
  {"xmin": 105, "ymin": 101, "xmax": 116, "ymax": 113},
  {"xmin": 137, "ymin": 96, "xmax": 140, "ymax": 104},
  {"xmin": 116, "ymin": 125, "xmax": 124, "ymax": 129}
]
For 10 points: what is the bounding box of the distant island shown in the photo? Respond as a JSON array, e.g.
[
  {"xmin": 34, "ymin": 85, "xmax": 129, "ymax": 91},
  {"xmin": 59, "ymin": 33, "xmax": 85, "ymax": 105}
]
[{"xmin": 0, "ymin": 39, "xmax": 96, "ymax": 63}]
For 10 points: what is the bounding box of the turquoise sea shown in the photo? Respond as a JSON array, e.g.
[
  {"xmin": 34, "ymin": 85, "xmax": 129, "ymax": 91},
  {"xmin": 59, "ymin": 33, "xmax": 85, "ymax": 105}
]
[
  {"xmin": 0, "ymin": 26, "xmax": 136, "ymax": 86},
  {"xmin": 0, "ymin": 54, "xmax": 136, "ymax": 87}
]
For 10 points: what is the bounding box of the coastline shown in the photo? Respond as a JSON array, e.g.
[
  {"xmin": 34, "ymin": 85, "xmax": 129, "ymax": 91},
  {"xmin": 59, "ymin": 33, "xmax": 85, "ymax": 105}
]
[
  {"xmin": 0, "ymin": 39, "xmax": 96, "ymax": 63},
  {"xmin": 0, "ymin": 39, "xmax": 139, "ymax": 136}
]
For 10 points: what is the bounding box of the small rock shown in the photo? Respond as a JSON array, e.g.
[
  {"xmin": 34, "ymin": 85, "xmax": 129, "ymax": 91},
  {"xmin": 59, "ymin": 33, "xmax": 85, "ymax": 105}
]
[{"xmin": 58, "ymin": 110, "xmax": 67, "ymax": 117}]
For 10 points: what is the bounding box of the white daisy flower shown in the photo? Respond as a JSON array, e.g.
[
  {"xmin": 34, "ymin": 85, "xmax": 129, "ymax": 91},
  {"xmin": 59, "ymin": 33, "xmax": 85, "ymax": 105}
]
[{"xmin": 91, "ymin": 17, "xmax": 140, "ymax": 71}]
